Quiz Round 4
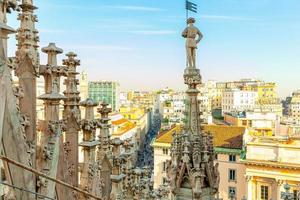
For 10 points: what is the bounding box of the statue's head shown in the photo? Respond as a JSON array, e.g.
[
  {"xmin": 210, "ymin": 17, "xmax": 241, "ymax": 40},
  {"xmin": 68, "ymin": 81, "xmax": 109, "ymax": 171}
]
[{"xmin": 187, "ymin": 17, "xmax": 196, "ymax": 24}]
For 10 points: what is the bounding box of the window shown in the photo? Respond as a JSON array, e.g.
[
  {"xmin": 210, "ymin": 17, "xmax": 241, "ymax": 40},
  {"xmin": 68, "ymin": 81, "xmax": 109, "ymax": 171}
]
[
  {"xmin": 163, "ymin": 148, "xmax": 169, "ymax": 155},
  {"xmin": 249, "ymin": 120, "xmax": 253, "ymax": 127},
  {"xmin": 163, "ymin": 162, "xmax": 167, "ymax": 172},
  {"xmin": 229, "ymin": 155, "xmax": 236, "ymax": 162},
  {"xmin": 228, "ymin": 169, "xmax": 236, "ymax": 181},
  {"xmin": 228, "ymin": 187, "xmax": 236, "ymax": 199},
  {"xmin": 261, "ymin": 185, "xmax": 269, "ymax": 200},
  {"xmin": 293, "ymin": 190, "xmax": 298, "ymax": 200}
]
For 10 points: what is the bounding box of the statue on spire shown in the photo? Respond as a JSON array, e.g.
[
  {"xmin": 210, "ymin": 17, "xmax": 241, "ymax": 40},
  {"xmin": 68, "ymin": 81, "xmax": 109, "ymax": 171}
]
[{"xmin": 182, "ymin": 17, "xmax": 203, "ymax": 68}]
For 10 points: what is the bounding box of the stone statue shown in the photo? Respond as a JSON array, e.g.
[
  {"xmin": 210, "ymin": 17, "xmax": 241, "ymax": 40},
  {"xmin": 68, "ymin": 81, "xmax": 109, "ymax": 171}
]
[
  {"xmin": 213, "ymin": 163, "xmax": 220, "ymax": 191},
  {"xmin": 182, "ymin": 17, "xmax": 203, "ymax": 68}
]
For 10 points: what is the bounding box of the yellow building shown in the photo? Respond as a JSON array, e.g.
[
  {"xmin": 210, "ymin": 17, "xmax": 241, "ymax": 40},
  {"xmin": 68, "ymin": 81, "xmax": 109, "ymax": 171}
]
[
  {"xmin": 241, "ymin": 82, "xmax": 277, "ymax": 103},
  {"xmin": 109, "ymin": 114, "xmax": 139, "ymax": 162},
  {"xmin": 130, "ymin": 91, "xmax": 155, "ymax": 108},
  {"xmin": 215, "ymin": 80, "xmax": 278, "ymax": 111},
  {"xmin": 256, "ymin": 83, "xmax": 277, "ymax": 103},
  {"xmin": 119, "ymin": 106, "xmax": 150, "ymax": 149},
  {"xmin": 127, "ymin": 91, "xmax": 134, "ymax": 101},
  {"xmin": 111, "ymin": 117, "xmax": 136, "ymax": 139},
  {"xmin": 241, "ymin": 136, "xmax": 300, "ymax": 200},
  {"xmin": 215, "ymin": 82, "xmax": 227, "ymax": 109},
  {"xmin": 224, "ymin": 110, "xmax": 279, "ymax": 137},
  {"xmin": 152, "ymin": 125, "xmax": 247, "ymax": 200}
]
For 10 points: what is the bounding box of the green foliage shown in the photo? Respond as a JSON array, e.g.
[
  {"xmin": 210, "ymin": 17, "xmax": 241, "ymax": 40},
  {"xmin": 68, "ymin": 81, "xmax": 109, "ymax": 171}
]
[{"xmin": 162, "ymin": 118, "xmax": 169, "ymax": 123}]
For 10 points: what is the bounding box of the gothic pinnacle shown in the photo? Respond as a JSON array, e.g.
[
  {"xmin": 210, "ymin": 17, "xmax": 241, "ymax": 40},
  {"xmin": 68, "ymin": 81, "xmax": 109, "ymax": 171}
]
[{"xmin": 42, "ymin": 43, "xmax": 63, "ymax": 66}]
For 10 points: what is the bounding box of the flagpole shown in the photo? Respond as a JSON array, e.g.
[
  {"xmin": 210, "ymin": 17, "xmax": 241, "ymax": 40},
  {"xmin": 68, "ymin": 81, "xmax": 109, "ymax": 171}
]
[
  {"xmin": 186, "ymin": 9, "xmax": 188, "ymax": 20},
  {"xmin": 186, "ymin": 0, "xmax": 188, "ymax": 20}
]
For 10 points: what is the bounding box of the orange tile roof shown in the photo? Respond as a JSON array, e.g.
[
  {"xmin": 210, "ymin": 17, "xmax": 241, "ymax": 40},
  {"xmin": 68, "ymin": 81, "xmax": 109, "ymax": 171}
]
[
  {"xmin": 154, "ymin": 125, "xmax": 245, "ymax": 149},
  {"xmin": 203, "ymin": 125, "xmax": 245, "ymax": 149},
  {"xmin": 156, "ymin": 125, "xmax": 182, "ymax": 143},
  {"xmin": 112, "ymin": 121, "xmax": 136, "ymax": 136},
  {"xmin": 112, "ymin": 118, "xmax": 128, "ymax": 125}
]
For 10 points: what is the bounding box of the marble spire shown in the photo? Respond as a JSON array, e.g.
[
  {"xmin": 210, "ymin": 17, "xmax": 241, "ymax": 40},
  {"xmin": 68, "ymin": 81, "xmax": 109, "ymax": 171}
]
[
  {"xmin": 167, "ymin": 18, "xmax": 219, "ymax": 200},
  {"xmin": 15, "ymin": 0, "xmax": 39, "ymax": 172},
  {"xmin": 37, "ymin": 43, "xmax": 67, "ymax": 199},
  {"xmin": 62, "ymin": 52, "xmax": 81, "ymax": 187}
]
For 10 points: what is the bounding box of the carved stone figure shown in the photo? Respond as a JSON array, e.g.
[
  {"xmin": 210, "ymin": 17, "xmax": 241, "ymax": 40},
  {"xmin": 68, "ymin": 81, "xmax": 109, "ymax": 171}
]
[
  {"xmin": 166, "ymin": 17, "xmax": 218, "ymax": 200},
  {"xmin": 213, "ymin": 163, "xmax": 220, "ymax": 191},
  {"xmin": 182, "ymin": 17, "xmax": 203, "ymax": 68}
]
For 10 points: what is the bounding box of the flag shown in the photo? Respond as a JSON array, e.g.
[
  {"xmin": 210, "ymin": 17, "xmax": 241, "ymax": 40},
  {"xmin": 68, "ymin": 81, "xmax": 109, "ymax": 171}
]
[{"xmin": 186, "ymin": 0, "xmax": 197, "ymax": 13}]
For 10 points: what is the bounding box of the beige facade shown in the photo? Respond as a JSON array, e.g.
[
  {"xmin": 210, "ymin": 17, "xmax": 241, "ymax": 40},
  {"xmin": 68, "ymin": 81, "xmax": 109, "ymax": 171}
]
[
  {"xmin": 153, "ymin": 145, "xmax": 171, "ymax": 188},
  {"xmin": 216, "ymin": 152, "xmax": 247, "ymax": 200},
  {"xmin": 222, "ymin": 89, "xmax": 258, "ymax": 115},
  {"xmin": 242, "ymin": 137, "xmax": 300, "ymax": 200}
]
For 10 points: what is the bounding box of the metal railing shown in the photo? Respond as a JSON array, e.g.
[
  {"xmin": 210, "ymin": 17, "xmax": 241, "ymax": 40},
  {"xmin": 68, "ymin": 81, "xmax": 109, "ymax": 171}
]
[
  {"xmin": 0, "ymin": 181, "xmax": 55, "ymax": 200},
  {"xmin": 0, "ymin": 155, "xmax": 103, "ymax": 200}
]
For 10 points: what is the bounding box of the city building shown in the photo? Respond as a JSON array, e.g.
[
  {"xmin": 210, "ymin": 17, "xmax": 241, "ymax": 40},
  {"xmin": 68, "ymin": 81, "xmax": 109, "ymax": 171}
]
[
  {"xmin": 157, "ymin": 88, "xmax": 213, "ymax": 126},
  {"xmin": 88, "ymin": 81, "xmax": 120, "ymax": 111},
  {"xmin": 224, "ymin": 110, "xmax": 280, "ymax": 136},
  {"xmin": 110, "ymin": 114, "xmax": 138, "ymax": 153},
  {"xmin": 152, "ymin": 125, "xmax": 182, "ymax": 188},
  {"xmin": 215, "ymin": 82, "xmax": 227, "ymax": 109},
  {"xmin": 156, "ymin": 88, "xmax": 173, "ymax": 117},
  {"xmin": 119, "ymin": 106, "xmax": 151, "ymax": 149},
  {"xmin": 130, "ymin": 91, "xmax": 155, "ymax": 107},
  {"xmin": 156, "ymin": 90, "xmax": 186, "ymax": 126},
  {"xmin": 278, "ymin": 120, "xmax": 300, "ymax": 136},
  {"xmin": 152, "ymin": 125, "xmax": 247, "ymax": 200},
  {"xmin": 119, "ymin": 91, "xmax": 130, "ymax": 106},
  {"xmin": 79, "ymin": 71, "xmax": 89, "ymax": 100},
  {"xmin": 254, "ymin": 99, "xmax": 283, "ymax": 117},
  {"xmin": 241, "ymin": 81, "xmax": 277, "ymax": 103},
  {"xmin": 110, "ymin": 114, "xmax": 137, "ymax": 140},
  {"xmin": 222, "ymin": 89, "xmax": 258, "ymax": 115},
  {"xmin": 205, "ymin": 80, "xmax": 218, "ymax": 110},
  {"xmin": 213, "ymin": 79, "xmax": 278, "ymax": 112},
  {"xmin": 242, "ymin": 136, "xmax": 300, "ymax": 200},
  {"xmin": 198, "ymin": 83, "xmax": 213, "ymax": 124},
  {"xmin": 282, "ymin": 96, "xmax": 292, "ymax": 116},
  {"xmin": 289, "ymin": 90, "xmax": 300, "ymax": 124},
  {"xmin": 162, "ymin": 99, "xmax": 174, "ymax": 125}
]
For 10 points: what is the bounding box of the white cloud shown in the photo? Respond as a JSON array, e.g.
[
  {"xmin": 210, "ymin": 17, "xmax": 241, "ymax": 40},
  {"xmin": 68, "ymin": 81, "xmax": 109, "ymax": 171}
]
[
  {"xmin": 200, "ymin": 15, "xmax": 256, "ymax": 21},
  {"xmin": 63, "ymin": 45, "xmax": 133, "ymax": 51},
  {"xmin": 42, "ymin": 3, "xmax": 163, "ymax": 12},
  {"xmin": 39, "ymin": 29, "xmax": 68, "ymax": 34},
  {"xmin": 123, "ymin": 30, "xmax": 176, "ymax": 35},
  {"xmin": 110, "ymin": 5, "xmax": 164, "ymax": 12}
]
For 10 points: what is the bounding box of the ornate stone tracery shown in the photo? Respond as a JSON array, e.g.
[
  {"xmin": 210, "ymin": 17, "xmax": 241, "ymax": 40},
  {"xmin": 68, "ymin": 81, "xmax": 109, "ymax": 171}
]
[
  {"xmin": 167, "ymin": 18, "xmax": 219, "ymax": 200},
  {"xmin": 0, "ymin": 1, "xmax": 219, "ymax": 200}
]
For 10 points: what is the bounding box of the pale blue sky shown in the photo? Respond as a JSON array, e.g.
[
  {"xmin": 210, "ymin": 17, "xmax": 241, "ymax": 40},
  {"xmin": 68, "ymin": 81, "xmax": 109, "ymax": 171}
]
[{"xmin": 7, "ymin": 0, "xmax": 300, "ymax": 97}]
